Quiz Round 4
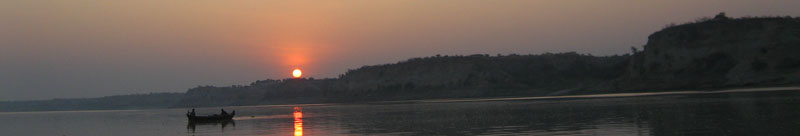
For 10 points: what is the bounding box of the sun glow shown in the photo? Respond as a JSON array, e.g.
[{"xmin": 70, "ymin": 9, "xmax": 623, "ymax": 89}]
[{"xmin": 292, "ymin": 68, "xmax": 303, "ymax": 78}]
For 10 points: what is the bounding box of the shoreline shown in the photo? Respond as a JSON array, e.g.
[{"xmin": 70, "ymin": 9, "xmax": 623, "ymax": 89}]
[
  {"xmin": 406, "ymin": 86, "xmax": 800, "ymax": 103},
  {"xmin": 3, "ymin": 86, "xmax": 799, "ymax": 114}
]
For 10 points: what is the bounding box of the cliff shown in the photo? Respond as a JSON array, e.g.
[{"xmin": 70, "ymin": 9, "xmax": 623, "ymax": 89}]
[
  {"xmin": 333, "ymin": 53, "xmax": 627, "ymax": 100},
  {"xmin": 619, "ymin": 15, "xmax": 800, "ymax": 91}
]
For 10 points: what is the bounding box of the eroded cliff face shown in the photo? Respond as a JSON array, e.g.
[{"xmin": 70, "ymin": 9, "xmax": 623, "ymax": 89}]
[
  {"xmin": 334, "ymin": 53, "xmax": 628, "ymax": 100},
  {"xmin": 621, "ymin": 17, "xmax": 800, "ymax": 90}
]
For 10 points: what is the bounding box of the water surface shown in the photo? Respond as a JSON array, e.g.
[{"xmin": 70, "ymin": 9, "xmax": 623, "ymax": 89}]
[{"xmin": 1, "ymin": 90, "xmax": 799, "ymax": 135}]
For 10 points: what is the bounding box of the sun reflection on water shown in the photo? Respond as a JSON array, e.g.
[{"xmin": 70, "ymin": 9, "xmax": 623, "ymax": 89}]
[{"xmin": 293, "ymin": 107, "xmax": 303, "ymax": 136}]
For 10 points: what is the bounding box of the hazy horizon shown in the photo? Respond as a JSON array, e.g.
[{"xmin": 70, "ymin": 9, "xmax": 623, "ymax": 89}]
[{"xmin": 3, "ymin": 0, "xmax": 800, "ymax": 101}]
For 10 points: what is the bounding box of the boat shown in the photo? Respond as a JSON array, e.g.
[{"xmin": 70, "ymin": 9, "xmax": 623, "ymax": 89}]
[{"xmin": 186, "ymin": 109, "xmax": 235, "ymax": 122}]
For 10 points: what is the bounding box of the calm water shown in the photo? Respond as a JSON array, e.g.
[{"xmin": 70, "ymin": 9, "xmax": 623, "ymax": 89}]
[{"xmin": 2, "ymin": 90, "xmax": 800, "ymax": 136}]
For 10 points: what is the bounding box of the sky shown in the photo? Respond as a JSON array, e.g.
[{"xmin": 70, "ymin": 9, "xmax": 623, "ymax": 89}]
[{"xmin": 2, "ymin": 0, "xmax": 800, "ymax": 101}]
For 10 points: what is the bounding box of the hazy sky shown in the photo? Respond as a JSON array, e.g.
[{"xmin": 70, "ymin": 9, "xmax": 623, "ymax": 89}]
[{"xmin": 2, "ymin": 0, "xmax": 800, "ymax": 101}]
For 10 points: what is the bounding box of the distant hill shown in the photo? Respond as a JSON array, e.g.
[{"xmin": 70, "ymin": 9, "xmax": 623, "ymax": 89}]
[
  {"xmin": 0, "ymin": 93, "xmax": 183, "ymax": 111},
  {"xmin": 3, "ymin": 14, "xmax": 799, "ymax": 112},
  {"xmin": 170, "ymin": 53, "xmax": 629, "ymax": 107}
]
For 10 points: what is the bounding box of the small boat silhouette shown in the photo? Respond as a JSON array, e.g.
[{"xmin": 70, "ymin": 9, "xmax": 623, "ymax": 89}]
[{"xmin": 186, "ymin": 108, "xmax": 235, "ymax": 122}]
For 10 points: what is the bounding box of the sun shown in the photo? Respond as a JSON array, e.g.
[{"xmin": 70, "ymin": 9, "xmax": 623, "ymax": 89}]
[{"xmin": 292, "ymin": 68, "xmax": 303, "ymax": 78}]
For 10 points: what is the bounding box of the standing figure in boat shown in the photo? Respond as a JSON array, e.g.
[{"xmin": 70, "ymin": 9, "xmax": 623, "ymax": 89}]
[{"xmin": 186, "ymin": 108, "xmax": 196, "ymax": 117}]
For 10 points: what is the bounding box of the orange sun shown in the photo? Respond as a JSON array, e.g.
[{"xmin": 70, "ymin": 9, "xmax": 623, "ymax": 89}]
[{"xmin": 292, "ymin": 68, "xmax": 303, "ymax": 78}]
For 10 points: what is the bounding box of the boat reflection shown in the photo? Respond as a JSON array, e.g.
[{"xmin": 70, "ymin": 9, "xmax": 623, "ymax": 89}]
[
  {"xmin": 294, "ymin": 107, "xmax": 303, "ymax": 136},
  {"xmin": 187, "ymin": 119, "xmax": 236, "ymax": 133}
]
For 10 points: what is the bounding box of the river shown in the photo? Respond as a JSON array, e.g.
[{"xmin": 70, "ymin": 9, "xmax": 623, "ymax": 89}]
[{"xmin": 1, "ymin": 89, "xmax": 799, "ymax": 135}]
